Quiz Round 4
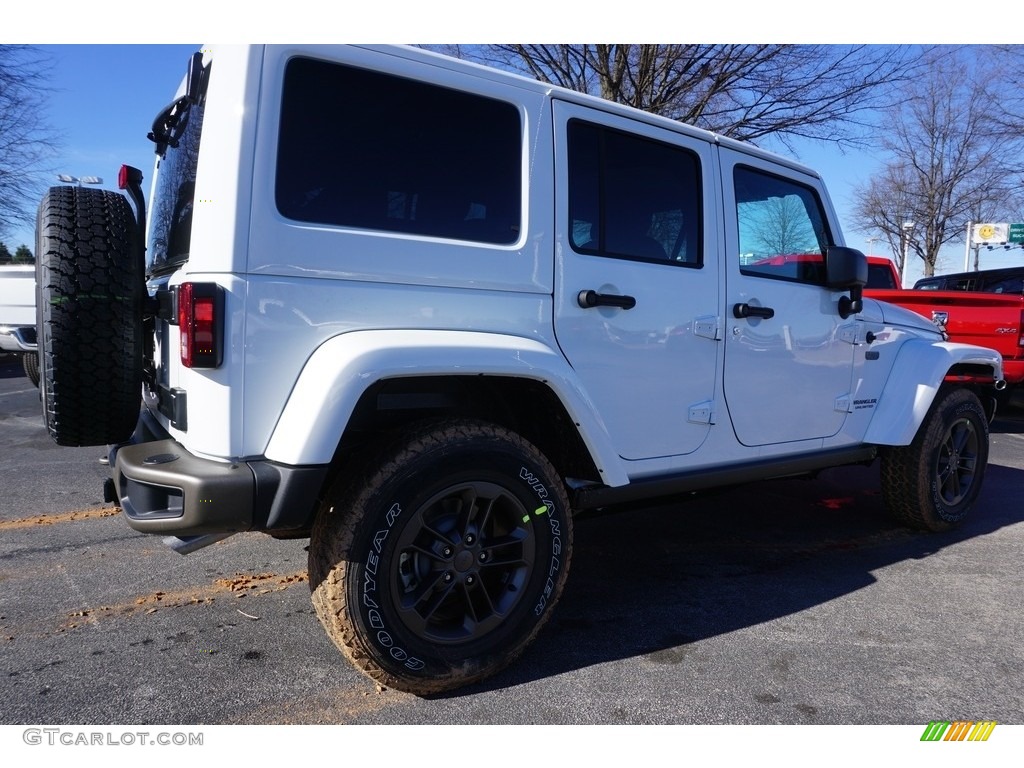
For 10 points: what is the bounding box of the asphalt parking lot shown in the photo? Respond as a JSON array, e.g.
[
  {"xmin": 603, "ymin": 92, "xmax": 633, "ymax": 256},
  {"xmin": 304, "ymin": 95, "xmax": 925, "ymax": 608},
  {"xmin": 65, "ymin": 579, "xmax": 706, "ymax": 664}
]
[{"xmin": 2, "ymin": 351, "xmax": 1023, "ymax": 727}]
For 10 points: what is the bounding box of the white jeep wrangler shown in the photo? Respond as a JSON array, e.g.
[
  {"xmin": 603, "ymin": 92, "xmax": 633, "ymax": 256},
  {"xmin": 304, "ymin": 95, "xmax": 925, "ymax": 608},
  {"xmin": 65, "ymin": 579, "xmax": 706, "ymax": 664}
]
[{"xmin": 35, "ymin": 45, "xmax": 1004, "ymax": 695}]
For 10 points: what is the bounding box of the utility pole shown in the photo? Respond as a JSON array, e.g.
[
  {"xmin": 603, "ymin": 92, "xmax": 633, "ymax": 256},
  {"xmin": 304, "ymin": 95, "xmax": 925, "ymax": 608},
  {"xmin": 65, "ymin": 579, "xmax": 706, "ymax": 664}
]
[{"xmin": 964, "ymin": 221, "xmax": 972, "ymax": 271}]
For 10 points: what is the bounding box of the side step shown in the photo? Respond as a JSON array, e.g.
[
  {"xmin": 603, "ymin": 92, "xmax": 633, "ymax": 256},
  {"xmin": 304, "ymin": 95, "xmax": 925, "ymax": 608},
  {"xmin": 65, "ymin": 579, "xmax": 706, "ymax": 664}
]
[{"xmin": 163, "ymin": 533, "xmax": 235, "ymax": 555}]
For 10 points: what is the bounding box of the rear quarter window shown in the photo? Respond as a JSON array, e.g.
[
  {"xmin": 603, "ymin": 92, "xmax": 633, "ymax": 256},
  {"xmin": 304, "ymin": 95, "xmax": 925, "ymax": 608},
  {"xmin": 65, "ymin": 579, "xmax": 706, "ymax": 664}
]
[{"xmin": 275, "ymin": 57, "xmax": 522, "ymax": 245}]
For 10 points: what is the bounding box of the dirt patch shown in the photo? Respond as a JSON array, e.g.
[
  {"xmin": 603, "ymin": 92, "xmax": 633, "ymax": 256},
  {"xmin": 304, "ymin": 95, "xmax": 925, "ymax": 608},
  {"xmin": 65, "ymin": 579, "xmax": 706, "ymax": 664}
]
[
  {"xmin": 60, "ymin": 570, "xmax": 309, "ymax": 631},
  {"xmin": 215, "ymin": 571, "xmax": 308, "ymax": 594},
  {"xmin": 0, "ymin": 507, "xmax": 120, "ymax": 531}
]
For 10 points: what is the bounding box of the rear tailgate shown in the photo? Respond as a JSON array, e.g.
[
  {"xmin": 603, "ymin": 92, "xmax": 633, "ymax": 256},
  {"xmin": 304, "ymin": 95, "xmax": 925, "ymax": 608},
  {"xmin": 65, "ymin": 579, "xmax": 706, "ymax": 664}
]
[{"xmin": 0, "ymin": 266, "xmax": 36, "ymax": 326}]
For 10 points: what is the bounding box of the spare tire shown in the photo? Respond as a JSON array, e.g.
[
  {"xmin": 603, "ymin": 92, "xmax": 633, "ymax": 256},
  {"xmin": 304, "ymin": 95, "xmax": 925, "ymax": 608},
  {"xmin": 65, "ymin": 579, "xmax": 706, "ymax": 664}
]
[{"xmin": 35, "ymin": 186, "xmax": 144, "ymax": 446}]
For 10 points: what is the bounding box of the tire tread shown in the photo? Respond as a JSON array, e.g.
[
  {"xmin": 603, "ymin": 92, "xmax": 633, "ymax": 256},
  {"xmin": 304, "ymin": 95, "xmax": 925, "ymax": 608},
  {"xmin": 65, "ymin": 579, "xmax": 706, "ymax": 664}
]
[
  {"xmin": 309, "ymin": 419, "xmax": 573, "ymax": 694},
  {"xmin": 880, "ymin": 387, "xmax": 988, "ymax": 532},
  {"xmin": 36, "ymin": 186, "xmax": 143, "ymax": 446}
]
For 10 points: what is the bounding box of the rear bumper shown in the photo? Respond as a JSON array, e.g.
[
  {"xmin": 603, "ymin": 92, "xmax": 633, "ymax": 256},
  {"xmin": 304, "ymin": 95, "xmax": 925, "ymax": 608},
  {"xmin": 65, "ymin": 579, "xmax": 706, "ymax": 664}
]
[
  {"xmin": 1003, "ymin": 358, "xmax": 1024, "ymax": 385},
  {"xmin": 0, "ymin": 325, "xmax": 37, "ymax": 352},
  {"xmin": 113, "ymin": 439, "xmax": 255, "ymax": 535},
  {"xmin": 111, "ymin": 410, "xmax": 328, "ymax": 538}
]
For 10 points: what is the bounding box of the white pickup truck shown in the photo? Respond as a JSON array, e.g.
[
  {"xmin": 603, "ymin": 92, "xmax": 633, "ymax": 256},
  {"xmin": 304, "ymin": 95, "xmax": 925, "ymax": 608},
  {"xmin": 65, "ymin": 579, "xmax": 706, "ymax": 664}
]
[{"xmin": 0, "ymin": 264, "xmax": 39, "ymax": 385}]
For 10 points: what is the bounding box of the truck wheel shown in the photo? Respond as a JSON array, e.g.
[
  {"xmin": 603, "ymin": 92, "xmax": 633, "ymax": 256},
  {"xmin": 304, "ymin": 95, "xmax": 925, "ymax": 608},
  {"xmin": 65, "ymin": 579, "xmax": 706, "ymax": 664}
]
[
  {"xmin": 309, "ymin": 419, "xmax": 573, "ymax": 695},
  {"xmin": 22, "ymin": 352, "xmax": 40, "ymax": 387},
  {"xmin": 35, "ymin": 186, "xmax": 143, "ymax": 446},
  {"xmin": 880, "ymin": 387, "xmax": 989, "ymax": 532}
]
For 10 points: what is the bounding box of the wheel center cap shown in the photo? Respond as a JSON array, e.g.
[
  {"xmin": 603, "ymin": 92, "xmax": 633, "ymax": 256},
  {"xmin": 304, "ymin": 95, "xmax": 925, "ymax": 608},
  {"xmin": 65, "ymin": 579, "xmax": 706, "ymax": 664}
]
[{"xmin": 454, "ymin": 551, "xmax": 475, "ymax": 573}]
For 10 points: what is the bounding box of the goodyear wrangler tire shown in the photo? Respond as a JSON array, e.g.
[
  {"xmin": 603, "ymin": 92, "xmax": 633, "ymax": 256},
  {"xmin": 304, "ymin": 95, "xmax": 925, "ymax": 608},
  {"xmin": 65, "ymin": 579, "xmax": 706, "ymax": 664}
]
[
  {"xmin": 35, "ymin": 186, "xmax": 143, "ymax": 446},
  {"xmin": 309, "ymin": 419, "xmax": 573, "ymax": 695},
  {"xmin": 880, "ymin": 387, "xmax": 989, "ymax": 532}
]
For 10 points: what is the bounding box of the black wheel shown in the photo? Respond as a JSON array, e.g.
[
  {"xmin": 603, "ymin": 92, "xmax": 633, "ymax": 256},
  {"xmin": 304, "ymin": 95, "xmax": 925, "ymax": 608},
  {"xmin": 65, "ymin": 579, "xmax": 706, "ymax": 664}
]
[
  {"xmin": 35, "ymin": 186, "xmax": 144, "ymax": 446},
  {"xmin": 22, "ymin": 351, "xmax": 39, "ymax": 387},
  {"xmin": 309, "ymin": 419, "xmax": 573, "ymax": 695},
  {"xmin": 880, "ymin": 387, "xmax": 989, "ymax": 531}
]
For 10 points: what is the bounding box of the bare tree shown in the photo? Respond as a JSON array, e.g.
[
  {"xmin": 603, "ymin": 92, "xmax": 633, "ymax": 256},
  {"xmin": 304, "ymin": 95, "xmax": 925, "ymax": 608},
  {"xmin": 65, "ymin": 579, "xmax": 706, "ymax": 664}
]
[
  {"xmin": 854, "ymin": 163, "xmax": 921, "ymax": 276},
  {"xmin": 986, "ymin": 45, "xmax": 1024, "ymax": 143},
  {"xmin": 0, "ymin": 45, "xmax": 57, "ymax": 240},
  {"xmin": 748, "ymin": 195, "xmax": 820, "ymax": 257},
  {"xmin": 853, "ymin": 48, "xmax": 1023, "ymax": 277},
  {"xmin": 435, "ymin": 44, "xmax": 921, "ymax": 151}
]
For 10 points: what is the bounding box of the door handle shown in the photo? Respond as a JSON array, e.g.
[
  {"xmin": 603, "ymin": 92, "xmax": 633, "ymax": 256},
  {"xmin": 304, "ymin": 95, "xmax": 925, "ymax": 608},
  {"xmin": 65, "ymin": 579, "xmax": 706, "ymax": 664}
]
[
  {"xmin": 577, "ymin": 290, "xmax": 637, "ymax": 310},
  {"xmin": 733, "ymin": 303, "xmax": 775, "ymax": 320}
]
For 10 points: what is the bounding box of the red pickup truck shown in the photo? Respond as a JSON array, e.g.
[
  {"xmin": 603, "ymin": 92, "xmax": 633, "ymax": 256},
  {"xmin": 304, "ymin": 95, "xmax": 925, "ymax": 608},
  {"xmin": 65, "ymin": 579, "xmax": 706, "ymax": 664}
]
[{"xmin": 865, "ymin": 258, "xmax": 1024, "ymax": 391}]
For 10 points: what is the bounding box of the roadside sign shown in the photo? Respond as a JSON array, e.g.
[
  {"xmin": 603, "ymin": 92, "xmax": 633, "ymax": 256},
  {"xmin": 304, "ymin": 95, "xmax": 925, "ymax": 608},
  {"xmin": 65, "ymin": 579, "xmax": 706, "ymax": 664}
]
[
  {"xmin": 973, "ymin": 222, "xmax": 1009, "ymax": 244},
  {"xmin": 1009, "ymin": 223, "xmax": 1024, "ymax": 244}
]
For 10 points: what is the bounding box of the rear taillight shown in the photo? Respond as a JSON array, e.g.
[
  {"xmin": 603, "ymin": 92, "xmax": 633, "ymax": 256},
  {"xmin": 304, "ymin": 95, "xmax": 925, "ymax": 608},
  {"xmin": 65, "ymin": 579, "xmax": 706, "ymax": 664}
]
[{"xmin": 177, "ymin": 282, "xmax": 224, "ymax": 368}]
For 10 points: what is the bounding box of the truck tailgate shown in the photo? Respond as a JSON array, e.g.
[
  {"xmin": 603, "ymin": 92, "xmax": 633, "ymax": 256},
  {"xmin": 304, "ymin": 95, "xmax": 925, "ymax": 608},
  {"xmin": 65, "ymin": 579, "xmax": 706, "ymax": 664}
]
[
  {"xmin": 0, "ymin": 266, "xmax": 36, "ymax": 326},
  {"xmin": 867, "ymin": 288, "xmax": 1024, "ymax": 360}
]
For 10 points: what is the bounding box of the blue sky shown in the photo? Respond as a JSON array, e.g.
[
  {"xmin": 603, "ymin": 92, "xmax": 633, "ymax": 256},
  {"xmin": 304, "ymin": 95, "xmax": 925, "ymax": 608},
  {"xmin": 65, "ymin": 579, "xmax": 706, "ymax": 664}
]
[
  {"xmin": 36, "ymin": 44, "xmax": 200, "ymax": 179},
  {"xmin": 5, "ymin": 45, "xmax": 198, "ymax": 250},
  {"xmin": 9, "ymin": 41, "xmax": 1021, "ymax": 286}
]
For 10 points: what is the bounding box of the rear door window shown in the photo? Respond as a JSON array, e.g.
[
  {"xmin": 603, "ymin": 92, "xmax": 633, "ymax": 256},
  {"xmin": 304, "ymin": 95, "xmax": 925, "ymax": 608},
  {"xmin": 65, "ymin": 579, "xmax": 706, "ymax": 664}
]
[{"xmin": 567, "ymin": 119, "xmax": 702, "ymax": 266}]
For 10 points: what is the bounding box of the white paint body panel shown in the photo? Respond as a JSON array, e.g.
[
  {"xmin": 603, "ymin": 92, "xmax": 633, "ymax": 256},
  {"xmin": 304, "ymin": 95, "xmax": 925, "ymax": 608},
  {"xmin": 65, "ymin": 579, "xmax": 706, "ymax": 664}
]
[
  {"xmin": 0, "ymin": 265, "xmax": 36, "ymax": 327},
  {"xmin": 551, "ymin": 99, "xmax": 722, "ymax": 461},
  {"xmin": 263, "ymin": 329, "xmax": 628, "ymax": 486}
]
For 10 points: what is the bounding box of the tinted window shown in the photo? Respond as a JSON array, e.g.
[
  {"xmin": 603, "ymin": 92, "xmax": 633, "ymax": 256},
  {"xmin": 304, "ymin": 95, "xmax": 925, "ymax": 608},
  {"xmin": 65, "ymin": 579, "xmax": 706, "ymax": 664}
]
[
  {"xmin": 568, "ymin": 120, "xmax": 701, "ymax": 266},
  {"xmin": 148, "ymin": 89, "xmax": 206, "ymax": 275},
  {"xmin": 276, "ymin": 57, "xmax": 521, "ymax": 245},
  {"xmin": 982, "ymin": 275, "xmax": 1024, "ymax": 294},
  {"xmin": 735, "ymin": 166, "xmax": 831, "ymax": 285},
  {"xmin": 866, "ymin": 262, "xmax": 898, "ymax": 289},
  {"xmin": 914, "ymin": 270, "xmax": 1024, "ymax": 294}
]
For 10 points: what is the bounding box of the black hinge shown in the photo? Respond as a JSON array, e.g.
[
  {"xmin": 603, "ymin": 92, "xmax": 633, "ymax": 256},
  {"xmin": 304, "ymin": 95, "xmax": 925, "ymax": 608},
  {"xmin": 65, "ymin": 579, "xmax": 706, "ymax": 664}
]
[
  {"xmin": 157, "ymin": 385, "xmax": 188, "ymax": 431},
  {"xmin": 157, "ymin": 287, "xmax": 178, "ymax": 324}
]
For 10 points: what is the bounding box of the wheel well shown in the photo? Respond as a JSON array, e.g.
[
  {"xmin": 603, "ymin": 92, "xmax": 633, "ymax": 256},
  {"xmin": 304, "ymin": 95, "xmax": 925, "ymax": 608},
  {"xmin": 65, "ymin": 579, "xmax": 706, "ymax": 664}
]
[
  {"xmin": 944, "ymin": 363, "xmax": 1002, "ymax": 421},
  {"xmin": 334, "ymin": 376, "xmax": 601, "ymax": 485}
]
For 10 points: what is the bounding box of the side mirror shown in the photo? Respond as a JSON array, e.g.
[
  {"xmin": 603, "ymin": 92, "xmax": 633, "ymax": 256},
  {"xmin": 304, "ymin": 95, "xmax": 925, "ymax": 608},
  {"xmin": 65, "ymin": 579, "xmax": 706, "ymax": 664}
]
[{"xmin": 825, "ymin": 246, "xmax": 868, "ymax": 319}]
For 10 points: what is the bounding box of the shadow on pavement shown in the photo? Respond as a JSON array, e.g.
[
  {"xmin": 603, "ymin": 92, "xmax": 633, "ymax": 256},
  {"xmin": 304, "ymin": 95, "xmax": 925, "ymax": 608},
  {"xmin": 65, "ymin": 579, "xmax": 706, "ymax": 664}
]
[
  {"xmin": 445, "ymin": 452, "xmax": 1024, "ymax": 697},
  {"xmin": 0, "ymin": 354, "xmax": 28, "ymax": 380}
]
